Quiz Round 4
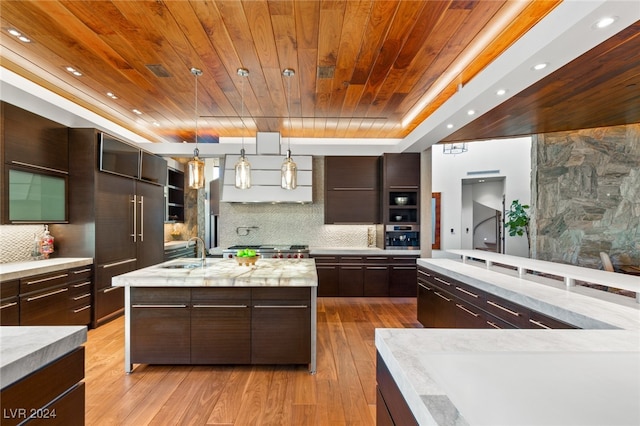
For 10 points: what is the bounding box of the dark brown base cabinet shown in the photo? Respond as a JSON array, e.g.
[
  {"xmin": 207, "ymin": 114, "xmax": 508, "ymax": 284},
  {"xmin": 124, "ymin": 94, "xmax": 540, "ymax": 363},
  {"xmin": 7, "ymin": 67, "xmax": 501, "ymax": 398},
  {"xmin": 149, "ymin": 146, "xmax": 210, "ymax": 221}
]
[
  {"xmin": 417, "ymin": 266, "xmax": 579, "ymax": 330},
  {"xmin": 0, "ymin": 348, "xmax": 85, "ymax": 426},
  {"xmin": 376, "ymin": 352, "xmax": 418, "ymax": 426},
  {"xmin": 130, "ymin": 287, "xmax": 311, "ymax": 366},
  {"xmin": 314, "ymin": 254, "xmax": 418, "ymax": 297}
]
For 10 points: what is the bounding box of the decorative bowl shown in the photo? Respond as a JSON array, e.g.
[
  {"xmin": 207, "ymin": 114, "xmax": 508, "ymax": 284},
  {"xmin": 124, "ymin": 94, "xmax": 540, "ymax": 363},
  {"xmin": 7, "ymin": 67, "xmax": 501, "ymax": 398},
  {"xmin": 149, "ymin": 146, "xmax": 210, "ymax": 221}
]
[
  {"xmin": 394, "ymin": 196, "xmax": 408, "ymax": 205},
  {"xmin": 234, "ymin": 255, "xmax": 259, "ymax": 266},
  {"xmin": 394, "ymin": 215, "xmax": 403, "ymax": 221}
]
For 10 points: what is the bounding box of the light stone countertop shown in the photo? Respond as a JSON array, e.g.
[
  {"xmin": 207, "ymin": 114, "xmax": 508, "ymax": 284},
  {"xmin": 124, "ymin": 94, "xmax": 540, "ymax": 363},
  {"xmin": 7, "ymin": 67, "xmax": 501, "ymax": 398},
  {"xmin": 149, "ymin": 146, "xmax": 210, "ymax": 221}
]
[
  {"xmin": 376, "ymin": 258, "xmax": 640, "ymax": 425},
  {"xmin": 310, "ymin": 247, "xmax": 421, "ymax": 256},
  {"xmin": 0, "ymin": 326, "xmax": 87, "ymax": 389},
  {"xmin": 112, "ymin": 258, "xmax": 317, "ymax": 287},
  {"xmin": 0, "ymin": 257, "xmax": 93, "ymax": 282},
  {"xmin": 164, "ymin": 240, "xmax": 196, "ymax": 249}
]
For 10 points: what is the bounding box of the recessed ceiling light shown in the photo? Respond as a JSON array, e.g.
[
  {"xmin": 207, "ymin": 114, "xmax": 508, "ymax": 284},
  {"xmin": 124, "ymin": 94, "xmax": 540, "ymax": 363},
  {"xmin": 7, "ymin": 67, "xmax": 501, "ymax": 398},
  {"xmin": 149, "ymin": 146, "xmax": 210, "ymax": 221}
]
[
  {"xmin": 7, "ymin": 29, "xmax": 21, "ymax": 37},
  {"xmin": 65, "ymin": 66, "xmax": 82, "ymax": 76},
  {"xmin": 446, "ymin": 123, "xmax": 454, "ymax": 129},
  {"xmin": 152, "ymin": 122, "xmax": 160, "ymax": 127},
  {"xmin": 106, "ymin": 92, "xmax": 118, "ymax": 100},
  {"xmin": 532, "ymin": 63, "xmax": 548, "ymax": 71},
  {"xmin": 496, "ymin": 89, "xmax": 507, "ymax": 96},
  {"xmin": 467, "ymin": 110, "xmax": 475, "ymax": 116},
  {"xmin": 132, "ymin": 109, "xmax": 143, "ymax": 115},
  {"xmin": 17, "ymin": 36, "xmax": 31, "ymax": 43},
  {"xmin": 594, "ymin": 16, "xmax": 617, "ymax": 29}
]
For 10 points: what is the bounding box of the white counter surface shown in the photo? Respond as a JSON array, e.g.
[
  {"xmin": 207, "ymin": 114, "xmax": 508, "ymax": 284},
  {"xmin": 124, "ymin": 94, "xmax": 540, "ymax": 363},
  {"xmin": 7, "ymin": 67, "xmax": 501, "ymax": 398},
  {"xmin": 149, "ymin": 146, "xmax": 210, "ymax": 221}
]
[
  {"xmin": 376, "ymin": 258, "xmax": 640, "ymax": 425},
  {"xmin": 0, "ymin": 257, "xmax": 93, "ymax": 281},
  {"xmin": 112, "ymin": 258, "xmax": 317, "ymax": 287},
  {"xmin": 310, "ymin": 247, "xmax": 421, "ymax": 256},
  {"xmin": 0, "ymin": 326, "xmax": 87, "ymax": 389}
]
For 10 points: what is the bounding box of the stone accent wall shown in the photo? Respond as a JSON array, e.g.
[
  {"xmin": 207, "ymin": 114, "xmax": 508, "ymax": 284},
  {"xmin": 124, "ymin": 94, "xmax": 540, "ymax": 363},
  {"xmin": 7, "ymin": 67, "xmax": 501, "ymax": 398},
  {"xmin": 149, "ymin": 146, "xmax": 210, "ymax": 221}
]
[{"xmin": 532, "ymin": 124, "xmax": 640, "ymax": 269}]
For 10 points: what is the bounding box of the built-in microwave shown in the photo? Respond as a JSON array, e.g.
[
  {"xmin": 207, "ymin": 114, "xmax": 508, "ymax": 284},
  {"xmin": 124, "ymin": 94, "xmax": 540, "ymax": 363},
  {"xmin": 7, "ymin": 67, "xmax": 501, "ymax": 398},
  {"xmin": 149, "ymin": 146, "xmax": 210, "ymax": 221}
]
[{"xmin": 4, "ymin": 164, "xmax": 68, "ymax": 223}]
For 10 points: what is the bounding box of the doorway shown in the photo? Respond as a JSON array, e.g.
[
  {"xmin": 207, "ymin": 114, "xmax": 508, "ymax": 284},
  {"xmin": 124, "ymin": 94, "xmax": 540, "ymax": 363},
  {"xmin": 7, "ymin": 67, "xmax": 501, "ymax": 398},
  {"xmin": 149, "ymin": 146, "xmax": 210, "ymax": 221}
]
[{"xmin": 461, "ymin": 177, "xmax": 505, "ymax": 253}]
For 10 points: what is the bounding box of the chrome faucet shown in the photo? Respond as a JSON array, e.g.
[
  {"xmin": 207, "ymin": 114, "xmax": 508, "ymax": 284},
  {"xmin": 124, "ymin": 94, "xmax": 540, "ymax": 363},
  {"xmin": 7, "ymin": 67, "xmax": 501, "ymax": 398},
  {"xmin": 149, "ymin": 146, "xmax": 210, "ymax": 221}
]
[{"xmin": 187, "ymin": 236, "xmax": 207, "ymax": 262}]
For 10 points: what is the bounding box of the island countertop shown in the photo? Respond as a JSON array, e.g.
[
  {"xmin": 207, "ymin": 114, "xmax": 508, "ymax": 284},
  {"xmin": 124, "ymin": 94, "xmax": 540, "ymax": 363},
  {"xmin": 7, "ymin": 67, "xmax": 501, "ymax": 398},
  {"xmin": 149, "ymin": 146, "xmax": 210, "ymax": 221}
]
[{"xmin": 111, "ymin": 258, "xmax": 317, "ymax": 288}]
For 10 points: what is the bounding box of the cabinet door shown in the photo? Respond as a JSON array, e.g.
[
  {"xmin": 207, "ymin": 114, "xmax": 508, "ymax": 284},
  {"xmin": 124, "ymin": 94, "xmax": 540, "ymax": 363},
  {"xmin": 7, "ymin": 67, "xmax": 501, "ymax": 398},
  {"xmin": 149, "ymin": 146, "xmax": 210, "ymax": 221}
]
[
  {"xmin": 389, "ymin": 265, "xmax": 417, "ymax": 297},
  {"xmin": 251, "ymin": 288, "xmax": 311, "ymax": 365},
  {"xmin": 191, "ymin": 288, "xmax": 251, "ymax": 364},
  {"xmin": 136, "ymin": 181, "xmax": 165, "ymax": 268},
  {"xmin": 339, "ymin": 265, "xmax": 364, "ymax": 296},
  {"xmin": 130, "ymin": 288, "xmax": 191, "ymax": 364},
  {"xmin": 20, "ymin": 284, "xmax": 69, "ymax": 326},
  {"xmin": 1, "ymin": 280, "xmax": 19, "ymax": 326},
  {"xmin": 96, "ymin": 173, "xmax": 136, "ymax": 265},
  {"xmin": 417, "ymin": 281, "xmax": 435, "ymax": 327},
  {"xmin": 315, "ymin": 262, "xmax": 339, "ymax": 296},
  {"xmin": 453, "ymin": 297, "xmax": 487, "ymax": 328},
  {"xmin": 383, "ymin": 153, "xmax": 420, "ymax": 188},
  {"xmin": 364, "ymin": 265, "xmax": 389, "ymax": 296},
  {"xmin": 325, "ymin": 156, "xmax": 380, "ymax": 190},
  {"xmin": 325, "ymin": 190, "xmax": 379, "ymax": 224}
]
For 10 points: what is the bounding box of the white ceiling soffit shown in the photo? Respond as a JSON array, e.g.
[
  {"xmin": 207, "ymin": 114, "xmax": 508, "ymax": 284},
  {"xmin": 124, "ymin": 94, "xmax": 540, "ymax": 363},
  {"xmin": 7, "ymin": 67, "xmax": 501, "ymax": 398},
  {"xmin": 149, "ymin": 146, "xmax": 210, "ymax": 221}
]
[{"xmin": 399, "ymin": 0, "xmax": 640, "ymax": 153}]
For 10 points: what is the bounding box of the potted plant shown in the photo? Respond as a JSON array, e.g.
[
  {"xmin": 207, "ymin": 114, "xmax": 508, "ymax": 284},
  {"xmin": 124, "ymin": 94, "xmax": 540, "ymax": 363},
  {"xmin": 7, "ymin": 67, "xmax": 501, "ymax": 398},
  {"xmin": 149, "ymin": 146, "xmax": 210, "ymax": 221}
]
[{"xmin": 505, "ymin": 200, "xmax": 530, "ymax": 252}]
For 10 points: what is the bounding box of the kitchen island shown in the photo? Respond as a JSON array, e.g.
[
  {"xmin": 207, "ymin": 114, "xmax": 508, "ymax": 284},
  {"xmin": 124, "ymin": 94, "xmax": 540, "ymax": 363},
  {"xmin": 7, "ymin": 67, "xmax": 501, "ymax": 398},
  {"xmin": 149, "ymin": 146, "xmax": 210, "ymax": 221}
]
[
  {"xmin": 376, "ymin": 257, "xmax": 640, "ymax": 425},
  {"xmin": 112, "ymin": 258, "xmax": 317, "ymax": 374}
]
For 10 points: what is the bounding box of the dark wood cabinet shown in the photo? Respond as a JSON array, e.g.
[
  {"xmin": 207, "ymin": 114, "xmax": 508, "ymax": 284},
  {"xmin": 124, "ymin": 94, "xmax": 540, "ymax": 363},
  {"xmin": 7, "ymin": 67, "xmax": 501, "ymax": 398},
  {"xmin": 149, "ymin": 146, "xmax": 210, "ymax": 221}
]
[
  {"xmin": 67, "ymin": 266, "xmax": 93, "ymax": 326},
  {"xmin": 339, "ymin": 256, "xmax": 365, "ymax": 296},
  {"xmin": 166, "ymin": 168, "xmax": 185, "ymax": 222},
  {"xmin": 417, "ymin": 266, "xmax": 580, "ymax": 330},
  {"xmin": 389, "ymin": 257, "xmax": 418, "ymax": 297},
  {"xmin": 314, "ymin": 256, "xmax": 340, "ymax": 296},
  {"xmin": 324, "ymin": 156, "xmax": 380, "ymax": 224},
  {"xmin": 365, "ymin": 264, "xmax": 390, "ymax": 297},
  {"xmin": 0, "ymin": 279, "xmax": 19, "ymax": 326},
  {"xmin": 383, "ymin": 153, "xmax": 420, "ymax": 226},
  {"xmin": 376, "ymin": 352, "xmax": 419, "ymax": 426}
]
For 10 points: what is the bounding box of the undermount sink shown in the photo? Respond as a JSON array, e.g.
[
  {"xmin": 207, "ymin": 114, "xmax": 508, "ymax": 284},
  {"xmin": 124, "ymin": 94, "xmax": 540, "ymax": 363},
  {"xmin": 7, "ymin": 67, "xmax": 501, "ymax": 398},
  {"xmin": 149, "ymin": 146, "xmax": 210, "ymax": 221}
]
[{"xmin": 161, "ymin": 262, "xmax": 203, "ymax": 269}]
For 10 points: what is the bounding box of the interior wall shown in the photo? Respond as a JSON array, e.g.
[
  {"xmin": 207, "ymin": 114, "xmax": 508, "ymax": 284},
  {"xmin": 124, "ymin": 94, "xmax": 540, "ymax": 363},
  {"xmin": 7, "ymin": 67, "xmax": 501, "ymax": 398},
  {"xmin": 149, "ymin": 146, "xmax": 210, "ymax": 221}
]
[
  {"xmin": 432, "ymin": 137, "xmax": 532, "ymax": 257},
  {"xmin": 532, "ymin": 123, "xmax": 640, "ymax": 269}
]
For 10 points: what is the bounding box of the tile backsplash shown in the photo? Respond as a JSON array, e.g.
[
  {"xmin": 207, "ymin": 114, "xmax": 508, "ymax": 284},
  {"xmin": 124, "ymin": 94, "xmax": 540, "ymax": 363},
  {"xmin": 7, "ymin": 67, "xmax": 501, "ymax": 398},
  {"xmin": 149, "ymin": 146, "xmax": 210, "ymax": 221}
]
[{"xmin": 0, "ymin": 224, "xmax": 47, "ymax": 264}]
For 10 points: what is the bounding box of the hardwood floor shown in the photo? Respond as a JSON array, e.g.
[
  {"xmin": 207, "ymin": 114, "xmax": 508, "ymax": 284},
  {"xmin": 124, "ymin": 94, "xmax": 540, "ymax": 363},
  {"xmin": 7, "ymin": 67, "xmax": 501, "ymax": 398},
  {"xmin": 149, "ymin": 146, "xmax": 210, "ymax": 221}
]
[{"xmin": 84, "ymin": 297, "xmax": 421, "ymax": 425}]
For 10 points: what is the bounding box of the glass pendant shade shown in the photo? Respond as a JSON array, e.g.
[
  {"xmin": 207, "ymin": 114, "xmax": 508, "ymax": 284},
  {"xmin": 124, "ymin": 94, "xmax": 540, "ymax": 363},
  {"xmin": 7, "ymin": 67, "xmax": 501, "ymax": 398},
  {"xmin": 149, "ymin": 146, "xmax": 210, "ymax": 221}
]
[
  {"xmin": 281, "ymin": 149, "xmax": 297, "ymax": 190},
  {"xmin": 234, "ymin": 148, "xmax": 251, "ymax": 189},
  {"xmin": 187, "ymin": 148, "xmax": 205, "ymax": 189}
]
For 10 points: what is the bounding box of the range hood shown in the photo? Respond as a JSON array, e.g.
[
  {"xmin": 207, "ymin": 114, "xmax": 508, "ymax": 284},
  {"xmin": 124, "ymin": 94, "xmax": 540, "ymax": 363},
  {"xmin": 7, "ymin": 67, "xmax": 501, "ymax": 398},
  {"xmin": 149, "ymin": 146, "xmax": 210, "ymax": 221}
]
[{"xmin": 221, "ymin": 132, "xmax": 313, "ymax": 203}]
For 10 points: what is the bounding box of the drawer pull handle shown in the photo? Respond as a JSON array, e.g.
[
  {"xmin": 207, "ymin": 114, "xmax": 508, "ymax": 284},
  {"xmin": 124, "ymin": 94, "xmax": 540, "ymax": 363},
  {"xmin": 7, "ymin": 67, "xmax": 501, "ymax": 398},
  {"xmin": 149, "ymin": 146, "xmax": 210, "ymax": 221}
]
[
  {"xmin": 529, "ymin": 319, "xmax": 552, "ymax": 329},
  {"xmin": 73, "ymin": 305, "xmax": 91, "ymax": 313},
  {"xmin": 0, "ymin": 302, "xmax": 18, "ymax": 310},
  {"xmin": 11, "ymin": 161, "xmax": 68, "ymax": 175},
  {"xmin": 254, "ymin": 305, "xmax": 308, "ymax": 309},
  {"xmin": 132, "ymin": 304, "xmax": 188, "ymax": 308},
  {"xmin": 487, "ymin": 300, "xmax": 521, "ymax": 317},
  {"xmin": 73, "ymin": 293, "xmax": 91, "ymax": 301},
  {"xmin": 332, "ymin": 187, "xmax": 374, "ymax": 190},
  {"xmin": 455, "ymin": 286, "xmax": 479, "ymax": 298},
  {"xmin": 103, "ymin": 258, "xmax": 137, "ymax": 269},
  {"xmin": 418, "ymin": 270, "xmax": 431, "ymax": 278},
  {"xmin": 487, "ymin": 321, "xmax": 502, "ymax": 329},
  {"xmin": 72, "ymin": 281, "xmax": 91, "ymax": 288},
  {"xmin": 418, "ymin": 283, "xmax": 432, "ymax": 291},
  {"xmin": 366, "ymin": 266, "xmax": 387, "ymax": 270},
  {"xmin": 192, "ymin": 304, "xmax": 248, "ymax": 308},
  {"xmin": 73, "ymin": 268, "xmax": 92, "ymax": 274},
  {"xmin": 393, "ymin": 266, "xmax": 415, "ymax": 270},
  {"xmin": 103, "ymin": 286, "xmax": 121, "ymax": 293},
  {"xmin": 26, "ymin": 273, "xmax": 68, "ymax": 285},
  {"xmin": 434, "ymin": 292, "xmax": 451, "ymax": 302},
  {"xmin": 26, "ymin": 287, "xmax": 68, "ymax": 302},
  {"xmin": 456, "ymin": 304, "xmax": 480, "ymax": 317},
  {"xmin": 367, "ymin": 257, "xmax": 387, "ymax": 260},
  {"xmin": 434, "ymin": 277, "xmax": 451, "ymax": 286}
]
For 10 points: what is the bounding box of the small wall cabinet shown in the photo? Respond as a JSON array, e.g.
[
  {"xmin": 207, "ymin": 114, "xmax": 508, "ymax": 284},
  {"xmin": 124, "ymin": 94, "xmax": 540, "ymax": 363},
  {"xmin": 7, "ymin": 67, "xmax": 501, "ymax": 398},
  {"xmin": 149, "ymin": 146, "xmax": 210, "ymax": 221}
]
[
  {"xmin": 383, "ymin": 153, "xmax": 420, "ymax": 225},
  {"xmin": 166, "ymin": 167, "xmax": 185, "ymax": 222}
]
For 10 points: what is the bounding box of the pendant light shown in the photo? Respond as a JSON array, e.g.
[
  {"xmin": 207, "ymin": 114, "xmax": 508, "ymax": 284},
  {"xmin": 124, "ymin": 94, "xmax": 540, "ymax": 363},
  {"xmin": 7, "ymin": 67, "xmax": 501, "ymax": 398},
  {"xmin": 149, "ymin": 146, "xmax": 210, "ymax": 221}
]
[
  {"xmin": 187, "ymin": 67, "xmax": 205, "ymax": 189},
  {"xmin": 235, "ymin": 68, "xmax": 251, "ymax": 189},
  {"xmin": 281, "ymin": 68, "xmax": 297, "ymax": 190}
]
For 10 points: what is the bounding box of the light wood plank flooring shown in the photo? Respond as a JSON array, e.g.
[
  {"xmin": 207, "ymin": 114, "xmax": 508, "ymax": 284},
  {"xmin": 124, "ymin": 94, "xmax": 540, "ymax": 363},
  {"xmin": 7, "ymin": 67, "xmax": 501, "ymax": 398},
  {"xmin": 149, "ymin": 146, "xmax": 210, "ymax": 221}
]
[{"xmin": 84, "ymin": 297, "xmax": 420, "ymax": 425}]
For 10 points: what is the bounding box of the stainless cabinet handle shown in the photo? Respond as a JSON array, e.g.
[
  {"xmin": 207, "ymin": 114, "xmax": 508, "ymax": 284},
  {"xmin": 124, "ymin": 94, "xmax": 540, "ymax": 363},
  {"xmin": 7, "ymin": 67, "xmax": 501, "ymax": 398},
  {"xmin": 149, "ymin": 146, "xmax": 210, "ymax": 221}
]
[
  {"xmin": 72, "ymin": 281, "xmax": 91, "ymax": 288},
  {"xmin": 314, "ymin": 256, "xmax": 337, "ymax": 261},
  {"xmin": 366, "ymin": 266, "xmax": 387, "ymax": 270},
  {"xmin": 26, "ymin": 273, "xmax": 68, "ymax": 285},
  {"xmin": 73, "ymin": 305, "xmax": 91, "ymax": 313},
  {"xmin": 131, "ymin": 304, "xmax": 188, "ymax": 308},
  {"xmin": 73, "ymin": 293, "xmax": 91, "ymax": 301},
  {"xmin": 366, "ymin": 257, "xmax": 387, "ymax": 260},
  {"xmin": 26, "ymin": 287, "xmax": 68, "ymax": 302},
  {"xmin": 455, "ymin": 286, "xmax": 479, "ymax": 298},
  {"xmin": 192, "ymin": 304, "xmax": 248, "ymax": 308},
  {"xmin": 529, "ymin": 319, "xmax": 552, "ymax": 329},
  {"xmin": 456, "ymin": 303, "xmax": 480, "ymax": 317},
  {"xmin": 434, "ymin": 276, "xmax": 451, "ymax": 286},
  {"xmin": 254, "ymin": 305, "xmax": 308, "ymax": 308},
  {"xmin": 103, "ymin": 286, "xmax": 121, "ymax": 293},
  {"xmin": 393, "ymin": 266, "xmax": 415, "ymax": 270},
  {"xmin": 131, "ymin": 195, "xmax": 137, "ymax": 242},
  {"xmin": 487, "ymin": 300, "xmax": 521, "ymax": 317},
  {"xmin": 316, "ymin": 266, "xmax": 337, "ymax": 270},
  {"xmin": 418, "ymin": 282, "xmax": 432, "ymax": 291},
  {"xmin": 389, "ymin": 185, "xmax": 418, "ymax": 189},
  {"xmin": 0, "ymin": 302, "xmax": 18, "ymax": 310},
  {"xmin": 434, "ymin": 292, "xmax": 451, "ymax": 302},
  {"xmin": 487, "ymin": 321, "xmax": 502, "ymax": 329},
  {"xmin": 102, "ymin": 258, "xmax": 137, "ymax": 269},
  {"xmin": 11, "ymin": 161, "xmax": 68, "ymax": 175},
  {"xmin": 332, "ymin": 187, "xmax": 374, "ymax": 190},
  {"xmin": 138, "ymin": 195, "xmax": 144, "ymax": 241},
  {"xmin": 73, "ymin": 268, "xmax": 92, "ymax": 274},
  {"xmin": 418, "ymin": 270, "xmax": 431, "ymax": 278},
  {"xmin": 341, "ymin": 266, "xmax": 362, "ymax": 270}
]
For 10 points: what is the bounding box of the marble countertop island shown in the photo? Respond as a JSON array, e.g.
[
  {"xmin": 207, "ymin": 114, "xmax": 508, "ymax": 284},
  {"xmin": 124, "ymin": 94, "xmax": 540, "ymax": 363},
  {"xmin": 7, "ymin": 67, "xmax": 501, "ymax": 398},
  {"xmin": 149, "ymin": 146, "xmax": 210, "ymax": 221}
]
[
  {"xmin": 377, "ymin": 258, "xmax": 640, "ymax": 426},
  {"xmin": 0, "ymin": 326, "xmax": 87, "ymax": 389},
  {"xmin": 112, "ymin": 258, "xmax": 317, "ymax": 288}
]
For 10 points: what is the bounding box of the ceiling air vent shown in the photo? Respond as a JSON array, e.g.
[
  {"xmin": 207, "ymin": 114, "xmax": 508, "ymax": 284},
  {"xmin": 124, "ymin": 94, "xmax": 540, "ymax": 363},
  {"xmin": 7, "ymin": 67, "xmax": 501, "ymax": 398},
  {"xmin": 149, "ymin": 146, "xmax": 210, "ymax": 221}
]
[
  {"xmin": 317, "ymin": 66, "xmax": 335, "ymax": 79},
  {"xmin": 146, "ymin": 64, "xmax": 171, "ymax": 78}
]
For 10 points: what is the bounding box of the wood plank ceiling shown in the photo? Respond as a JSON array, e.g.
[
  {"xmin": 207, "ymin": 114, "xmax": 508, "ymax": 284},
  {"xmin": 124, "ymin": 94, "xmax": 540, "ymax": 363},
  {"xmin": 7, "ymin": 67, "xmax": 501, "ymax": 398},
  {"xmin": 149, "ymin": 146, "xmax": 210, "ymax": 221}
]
[{"xmin": 0, "ymin": 0, "xmax": 560, "ymax": 144}]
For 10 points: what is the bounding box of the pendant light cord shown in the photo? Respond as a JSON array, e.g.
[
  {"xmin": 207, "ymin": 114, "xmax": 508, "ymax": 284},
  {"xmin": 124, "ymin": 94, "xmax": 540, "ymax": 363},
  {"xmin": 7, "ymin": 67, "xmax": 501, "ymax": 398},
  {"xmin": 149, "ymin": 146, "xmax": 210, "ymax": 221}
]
[
  {"xmin": 191, "ymin": 67, "xmax": 203, "ymax": 153},
  {"xmin": 283, "ymin": 68, "xmax": 295, "ymax": 153}
]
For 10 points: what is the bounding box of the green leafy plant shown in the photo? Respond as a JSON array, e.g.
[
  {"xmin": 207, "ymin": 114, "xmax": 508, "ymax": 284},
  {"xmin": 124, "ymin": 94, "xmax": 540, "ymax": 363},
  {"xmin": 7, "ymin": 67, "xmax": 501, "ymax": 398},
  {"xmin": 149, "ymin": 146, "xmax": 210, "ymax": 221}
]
[{"xmin": 505, "ymin": 200, "xmax": 530, "ymax": 251}]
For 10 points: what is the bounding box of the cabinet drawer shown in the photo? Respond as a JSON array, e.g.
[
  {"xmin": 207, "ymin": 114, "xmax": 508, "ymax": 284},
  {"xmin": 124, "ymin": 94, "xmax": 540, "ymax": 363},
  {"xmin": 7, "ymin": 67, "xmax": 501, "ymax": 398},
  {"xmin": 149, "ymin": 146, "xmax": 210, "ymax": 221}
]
[
  {"xmin": 527, "ymin": 311, "xmax": 579, "ymax": 329},
  {"xmin": 68, "ymin": 266, "xmax": 92, "ymax": 283},
  {"xmin": 1, "ymin": 297, "xmax": 19, "ymax": 326},
  {"xmin": 131, "ymin": 287, "xmax": 190, "ymax": 304},
  {"xmin": 312, "ymin": 256, "xmax": 339, "ymax": 264},
  {"xmin": 252, "ymin": 287, "xmax": 310, "ymax": 304},
  {"xmin": 95, "ymin": 286, "xmax": 124, "ymax": 323},
  {"xmin": 20, "ymin": 271, "xmax": 69, "ymax": 295},
  {"xmin": 20, "ymin": 284, "xmax": 69, "ymax": 326},
  {"xmin": 192, "ymin": 288, "xmax": 251, "ymax": 305},
  {"xmin": 482, "ymin": 295, "xmax": 528, "ymax": 328},
  {"xmin": 1, "ymin": 280, "xmax": 19, "ymax": 299}
]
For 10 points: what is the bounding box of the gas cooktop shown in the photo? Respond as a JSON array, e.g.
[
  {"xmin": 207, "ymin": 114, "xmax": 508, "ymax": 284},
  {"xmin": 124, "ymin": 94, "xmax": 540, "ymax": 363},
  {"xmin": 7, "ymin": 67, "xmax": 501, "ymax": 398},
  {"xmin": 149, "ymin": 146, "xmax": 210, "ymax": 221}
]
[
  {"xmin": 226, "ymin": 244, "xmax": 308, "ymax": 251},
  {"xmin": 223, "ymin": 244, "xmax": 309, "ymax": 259}
]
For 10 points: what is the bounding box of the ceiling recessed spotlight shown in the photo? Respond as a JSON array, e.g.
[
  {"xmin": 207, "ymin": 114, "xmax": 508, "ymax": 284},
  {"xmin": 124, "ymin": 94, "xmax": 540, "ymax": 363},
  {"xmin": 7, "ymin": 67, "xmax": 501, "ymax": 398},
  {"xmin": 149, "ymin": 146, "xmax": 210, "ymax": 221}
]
[
  {"xmin": 467, "ymin": 110, "xmax": 475, "ymax": 116},
  {"xmin": 106, "ymin": 92, "xmax": 118, "ymax": 99},
  {"xmin": 17, "ymin": 36, "xmax": 31, "ymax": 43},
  {"xmin": 594, "ymin": 16, "xmax": 617, "ymax": 29},
  {"xmin": 496, "ymin": 89, "xmax": 507, "ymax": 96},
  {"xmin": 65, "ymin": 66, "xmax": 82, "ymax": 76},
  {"xmin": 132, "ymin": 109, "xmax": 143, "ymax": 115},
  {"xmin": 7, "ymin": 29, "xmax": 21, "ymax": 37},
  {"xmin": 446, "ymin": 123, "xmax": 454, "ymax": 129},
  {"xmin": 152, "ymin": 122, "xmax": 160, "ymax": 127},
  {"xmin": 532, "ymin": 63, "xmax": 548, "ymax": 71}
]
